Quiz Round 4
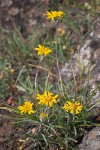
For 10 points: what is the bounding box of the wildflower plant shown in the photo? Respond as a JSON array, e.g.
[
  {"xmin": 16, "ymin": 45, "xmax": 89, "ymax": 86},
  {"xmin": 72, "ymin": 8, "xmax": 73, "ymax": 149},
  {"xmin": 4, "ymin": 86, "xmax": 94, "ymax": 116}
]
[
  {"xmin": 36, "ymin": 91, "xmax": 58, "ymax": 107},
  {"xmin": 62, "ymin": 101, "xmax": 83, "ymax": 114},
  {"xmin": 18, "ymin": 101, "xmax": 35, "ymax": 115},
  {"xmin": 35, "ymin": 44, "xmax": 52, "ymax": 57},
  {"xmin": 0, "ymin": 6, "xmax": 100, "ymax": 150},
  {"xmin": 39, "ymin": 112, "xmax": 48, "ymax": 119},
  {"xmin": 46, "ymin": 11, "xmax": 64, "ymax": 21}
]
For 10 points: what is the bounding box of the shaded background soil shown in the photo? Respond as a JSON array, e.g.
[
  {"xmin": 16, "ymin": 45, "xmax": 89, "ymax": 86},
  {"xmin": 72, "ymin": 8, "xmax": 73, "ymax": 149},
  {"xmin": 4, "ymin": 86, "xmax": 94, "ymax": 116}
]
[{"xmin": 0, "ymin": 0, "xmax": 49, "ymax": 37}]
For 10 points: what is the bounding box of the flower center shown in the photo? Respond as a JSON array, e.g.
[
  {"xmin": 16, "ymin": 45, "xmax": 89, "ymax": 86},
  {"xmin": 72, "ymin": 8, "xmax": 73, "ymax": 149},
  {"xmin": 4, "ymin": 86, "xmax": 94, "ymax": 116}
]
[
  {"xmin": 46, "ymin": 96, "xmax": 52, "ymax": 102},
  {"xmin": 25, "ymin": 104, "xmax": 31, "ymax": 111},
  {"xmin": 72, "ymin": 104, "xmax": 78, "ymax": 109}
]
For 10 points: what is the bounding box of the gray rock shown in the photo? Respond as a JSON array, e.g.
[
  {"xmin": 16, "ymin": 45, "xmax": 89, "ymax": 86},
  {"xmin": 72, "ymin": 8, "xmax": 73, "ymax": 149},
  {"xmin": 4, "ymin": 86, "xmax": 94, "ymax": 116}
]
[
  {"xmin": 60, "ymin": 60, "xmax": 79, "ymax": 82},
  {"xmin": 78, "ymin": 127, "xmax": 100, "ymax": 150},
  {"xmin": 9, "ymin": 8, "xmax": 20, "ymax": 16},
  {"xmin": 61, "ymin": 18, "xmax": 100, "ymax": 116},
  {"xmin": 61, "ymin": 33, "xmax": 100, "ymax": 82}
]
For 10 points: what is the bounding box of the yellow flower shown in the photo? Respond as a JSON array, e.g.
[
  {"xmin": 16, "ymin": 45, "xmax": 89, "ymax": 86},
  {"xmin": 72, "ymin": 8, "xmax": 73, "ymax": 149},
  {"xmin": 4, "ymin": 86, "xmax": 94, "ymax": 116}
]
[
  {"xmin": 46, "ymin": 11, "xmax": 64, "ymax": 21},
  {"xmin": 10, "ymin": 69, "xmax": 15, "ymax": 74},
  {"xmin": 39, "ymin": 112, "xmax": 48, "ymax": 119},
  {"xmin": 18, "ymin": 101, "xmax": 35, "ymax": 115},
  {"xmin": 62, "ymin": 101, "xmax": 83, "ymax": 114},
  {"xmin": 36, "ymin": 91, "xmax": 58, "ymax": 107},
  {"xmin": 35, "ymin": 44, "xmax": 52, "ymax": 56},
  {"xmin": 56, "ymin": 27, "xmax": 65, "ymax": 36}
]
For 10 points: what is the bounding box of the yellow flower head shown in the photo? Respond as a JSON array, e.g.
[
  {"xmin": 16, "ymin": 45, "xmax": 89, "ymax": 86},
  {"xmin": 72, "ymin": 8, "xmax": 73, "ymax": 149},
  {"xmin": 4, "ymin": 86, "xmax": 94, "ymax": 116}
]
[
  {"xmin": 18, "ymin": 101, "xmax": 35, "ymax": 115},
  {"xmin": 56, "ymin": 27, "xmax": 65, "ymax": 36},
  {"xmin": 46, "ymin": 11, "xmax": 64, "ymax": 21},
  {"xmin": 62, "ymin": 101, "xmax": 83, "ymax": 114},
  {"xmin": 35, "ymin": 44, "xmax": 52, "ymax": 56},
  {"xmin": 10, "ymin": 69, "xmax": 15, "ymax": 74},
  {"xmin": 39, "ymin": 112, "xmax": 48, "ymax": 119},
  {"xmin": 36, "ymin": 91, "xmax": 58, "ymax": 107}
]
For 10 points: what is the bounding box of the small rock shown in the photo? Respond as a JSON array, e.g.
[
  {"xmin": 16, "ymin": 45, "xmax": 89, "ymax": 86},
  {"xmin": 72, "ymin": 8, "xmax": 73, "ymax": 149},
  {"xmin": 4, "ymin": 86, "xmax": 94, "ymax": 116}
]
[
  {"xmin": 78, "ymin": 127, "xmax": 100, "ymax": 150},
  {"xmin": 9, "ymin": 8, "xmax": 19, "ymax": 16}
]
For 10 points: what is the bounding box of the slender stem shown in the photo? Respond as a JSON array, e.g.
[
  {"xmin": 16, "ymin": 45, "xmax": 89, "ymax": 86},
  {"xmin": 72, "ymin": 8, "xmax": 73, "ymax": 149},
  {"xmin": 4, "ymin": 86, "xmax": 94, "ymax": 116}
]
[
  {"xmin": 55, "ymin": 37, "xmax": 64, "ymax": 96},
  {"xmin": 15, "ymin": 66, "xmax": 25, "ymax": 85},
  {"xmin": 56, "ymin": 49, "xmax": 64, "ymax": 96},
  {"xmin": 45, "ymin": 73, "xmax": 50, "ymax": 90},
  {"xmin": 71, "ymin": 65, "xmax": 78, "ymax": 97},
  {"xmin": 27, "ymin": 63, "xmax": 59, "ymax": 79},
  {"xmin": 34, "ymin": 60, "xmax": 41, "ymax": 91}
]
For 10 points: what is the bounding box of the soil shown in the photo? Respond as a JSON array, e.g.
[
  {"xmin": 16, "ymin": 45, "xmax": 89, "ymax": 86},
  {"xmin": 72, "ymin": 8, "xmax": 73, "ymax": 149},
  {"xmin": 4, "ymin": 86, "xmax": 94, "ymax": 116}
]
[
  {"xmin": 0, "ymin": 0, "xmax": 49, "ymax": 37},
  {"xmin": 0, "ymin": 110, "xmax": 24, "ymax": 150}
]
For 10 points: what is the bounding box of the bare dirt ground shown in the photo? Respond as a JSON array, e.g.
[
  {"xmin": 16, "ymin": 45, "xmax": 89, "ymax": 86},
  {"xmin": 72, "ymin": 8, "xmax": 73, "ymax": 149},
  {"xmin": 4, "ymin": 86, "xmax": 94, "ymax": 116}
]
[{"xmin": 0, "ymin": 0, "xmax": 49, "ymax": 37}]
